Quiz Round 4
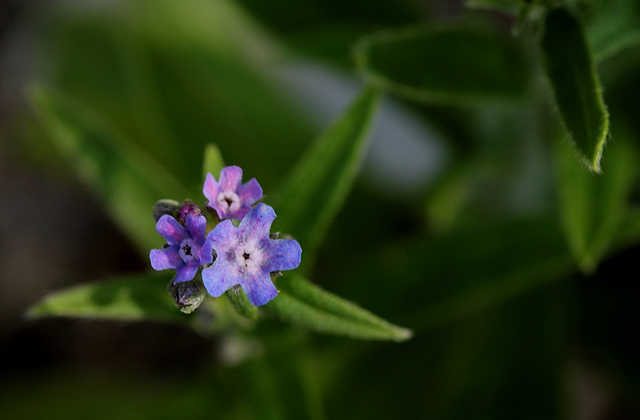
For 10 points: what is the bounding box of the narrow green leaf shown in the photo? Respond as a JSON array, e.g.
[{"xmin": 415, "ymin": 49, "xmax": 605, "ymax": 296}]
[
  {"xmin": 271, "ymin": 87, "xmax": 381, "ymax": 271},
  {"xmin": 27, "ymin": 273, "xmax": 187, "ymax": 323},
  {"xmin": 201, "ymin": 143, "xmax": 225, "ymax": 185},
  {"xmin": 556, "ymin": 132, "xmax": 639, "ymax": 272},
  {"xmin": 262, "ymin": 275, "xmax": 411, "ymax": 341},
  {"xmin": 30, "ymin": 86, "xmax": 192, "ymax": 255},
  {"xmin": 354, "ymin": 25, "xmax": 529, "ymax": 105},
  {"xmin": 541, "ymin": 7, "xmax": 610, "ymax": 172}
]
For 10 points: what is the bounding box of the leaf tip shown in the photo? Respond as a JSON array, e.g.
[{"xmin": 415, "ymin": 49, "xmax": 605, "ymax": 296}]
[
  {"xmin": 24, "ymin": 299, "xmax": 51, "ymax": 321},
  {"xmin": 391, "ymin": 326, "xmax": 413, "ymax": 342},
  {"xmin": 202, "ymin": 143, "xmax": 226, "ymax": 182}
]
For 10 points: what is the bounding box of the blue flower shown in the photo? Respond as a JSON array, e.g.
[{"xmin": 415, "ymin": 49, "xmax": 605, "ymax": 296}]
[
  {"xmin": 149, "ymin": 214, "xmax": 214, "ymax": 283},
  {"xmin": 202, "ymin": 203, "xmax": 302, "ymax": 306},
  {"xmin": 203, "ymin": 166, "xmax": 263, "ymax": 221}
]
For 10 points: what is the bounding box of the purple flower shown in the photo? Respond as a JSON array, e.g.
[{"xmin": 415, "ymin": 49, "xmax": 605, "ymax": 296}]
[
  {"xmin": 149, "ymin": 214, "xmax": 214, "ymax": 283},
  {"xmin": 202, "ymin": 203, "xmax": 302, "ymax": 306},
  {"xmin": 203, "ymin": 166, "xmax": 263, "ymax": 221}
]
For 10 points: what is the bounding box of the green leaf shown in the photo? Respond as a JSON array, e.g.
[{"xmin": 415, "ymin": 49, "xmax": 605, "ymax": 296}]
[
  {"xmin": 36, "ymin": 0, "xmax": 314, "ymax": 191},
  {"xmin": 261, "ymin": 274, "xmax": 412, "ymax": 341},
  {"xmin": 340, "ymin": 216, "xmax": 574, "ymax": 332},
  {"xmin": 585, "ymin": 0, "xmax": 640, "ymax": 62},
  {"xmin": 271, "ymin": 87, "xmax": 381, "ymax": 271},
  {"xmin": 30, "ymin": 86, "xmax": 192, "ymax": 255},
  {"xmin": 27, "ymin": 273, "xmax": 187, "ymax": 323},
  {"xmin": 556, "ymin": 131, "xmax": 640, "ymax": 272},
  {"xmin": 354, "ymin": 25, "xmax": 529, "ymax": 105},
  {"xmin": 201, "ymin": 143, "xmax": 225, "ymax": 185},
  {"xmin": 541, "ymin": 7, "xmax": 610, "ymax": 173}
]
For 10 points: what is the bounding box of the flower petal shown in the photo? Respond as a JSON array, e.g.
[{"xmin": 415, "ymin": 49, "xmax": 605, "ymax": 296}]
[
  {"xmin": 207, "ymin": 220, "xmax": 237, "ymax": 250},
  {"xmin": 198, "ymin": 236, "xmax": 214, "ymax": 265},
  {"xmin": 228, "ymin": 207, "xmax": 250, "ymax": 221},
  {"xmin": 202, "ymin": 172, "xmax": 219, "ymax": 203},
  {"xmin": 236, "ymin": 178, "xmax": 263, "ymax": 205},
  {"xmin": 156, "ymin": 215, "xmax": 186, "ymax": 244},
  {"xmin": 219, "ymin": 166, "xmax": 243, "ymax": 192},
  {"xmin": 175, "ymin": 262, "xmax": 199, "ymax": 283},
  {"xmin": 150, "ymin": 247, "xmax": 181, "ymax": 271},
  {"xmin": 263, "ymin": 239, "xmax": 302, "ymax": 272},
  {"xmin": 242, "ymin": 272, "xmax": 278, "ymax": 306},
  {"xmin": 186, "ymin": 214, "xmax": 207, "ymax": 243},
  {"xmin": 202, "ymin": 262, "xmax": 240, "ymax": 298},
  {"xmin": 239, "ymin": 203, "xmax": 276, "ymax": 242}
]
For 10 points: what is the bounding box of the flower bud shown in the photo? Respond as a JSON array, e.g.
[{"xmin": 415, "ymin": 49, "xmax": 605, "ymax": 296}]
[
  {"xmin": 153, "ymin": 199, "xmax": 181, "ymax": 222},
  {"xmin": 167, "ymin": 278, "xmax": 206, "ymax": 314},
  {"xmin": 177, "ymin": 200, "xmax": 205, "ymax": 225}
]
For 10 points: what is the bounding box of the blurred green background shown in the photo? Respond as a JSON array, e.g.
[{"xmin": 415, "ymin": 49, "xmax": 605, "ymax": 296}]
[{"xmin": 1, "ymin": 0, "xmax": 640, "ymax": 418}]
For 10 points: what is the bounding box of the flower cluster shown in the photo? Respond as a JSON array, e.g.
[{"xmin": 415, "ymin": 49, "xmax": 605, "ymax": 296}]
[{"xmin": 150, "ymin": 166, "xmax": 302, "ymax": 310}]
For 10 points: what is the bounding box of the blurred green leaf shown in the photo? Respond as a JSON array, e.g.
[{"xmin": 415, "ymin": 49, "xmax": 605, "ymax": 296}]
[
  {"xmin": 541, "ymin": 7, "xmax": 610, "ymax": 172},
  {"xmin": 27, "ymin": 273, "xmax": 187, "ymax": 323},
  {"xmin": 354, "ymin": 24, "xmax": 529, "ymax": 105},
  {"xmin": 339, "ymin": 216, "xmax": 574, "ymax": 331},
  {"xmin": 272, "ymin": 86, "xmax": 381, "ymax": 271},
  {"xmin": 31, "ymin": 86, "xmax": 192, "ymax": 255},
  {"xmin": 585, "ymin": 0, "xmax": 640, "ymax": 62},
  {"xmin": 237, "ymin": 0, "xmax": 426, "ymax": 67},
  {"xmin": 556, "ymin": 132, "xmax": 640, "ymax": 273},
  {"xmin": 201, "ymin": 143, "xmax": 226, "ymax": 186},
  {"xmin": 262, "ymin": 274, "xmax": 411, "ymax": 341},
  {"xmin": 42, "ymin": 0, "xmax": 313, "ymax": 190}
]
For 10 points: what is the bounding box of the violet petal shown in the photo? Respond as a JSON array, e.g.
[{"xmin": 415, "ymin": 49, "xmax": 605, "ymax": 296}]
[
  {"xmin": 236, "ymin": 178, "xmax": 263, "ymax": 205},
  {"xmin": 243, "ymin": 272, "xmax": 279, "ymax": 306},
  {"xmin": 218, "ymin": 166, "xmax": 243, "ymax": 191},
  {"xmin": 156, "ymin": 214, "xmax": 187, "ymax": 244},
  {"xmin": 149, "ymin": 247, "xmax": 181, "ymax": 271}
]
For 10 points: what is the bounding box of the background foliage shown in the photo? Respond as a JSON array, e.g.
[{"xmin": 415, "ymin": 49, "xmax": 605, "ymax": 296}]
[{"xmin": 1, "ymin": 0, "xmax": 640, "ymax": 418}]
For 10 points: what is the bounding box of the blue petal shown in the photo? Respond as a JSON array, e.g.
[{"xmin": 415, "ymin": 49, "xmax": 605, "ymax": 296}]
[
  {"xmin": 207, "ymin": 220, "xmax": 237, "ymax": 250},
  {"xmin": 156, "ymin": 215, "xmax": 186, "ymax": 244},
  {"xmin": 149, "ymin": 247, "xmax": 181, "ymax": 271},
  {"xmin": 202, "ymin": 261, "xmax": 240, "ymax": 298},
  {"xmin": 263, "ymin": 239, "xmax": 302, "ymax": 272},
  {"xmin": 175, "ymin": 262, "xmax": 199, "ymax": 283},
  {"xmin": 186, "ymin": 214, "xmax": 207, "ymax": 242},
  {"xmin": 242, "ymin": 272, "xmax": 278, "ymax": 306},
  {"xmin": 198, "ymin": 236, "xmax": 214, "ymax": 265},
  {"xmin": 239, "ymin": 203, "xmax": 276, "ymax": 241}
]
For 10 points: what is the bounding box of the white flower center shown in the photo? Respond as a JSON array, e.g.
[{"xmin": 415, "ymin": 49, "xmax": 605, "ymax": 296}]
[
  {"xmin": 216, "ymin": 191, "xmax": 241, "ymax": 213},
  {"xmin": 233, "ymin": 239, "xmax": 264, "ymax": 274},
  {"xmin": 179, "ymin": 238, "xmax": 195, "ymax": 262}
]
